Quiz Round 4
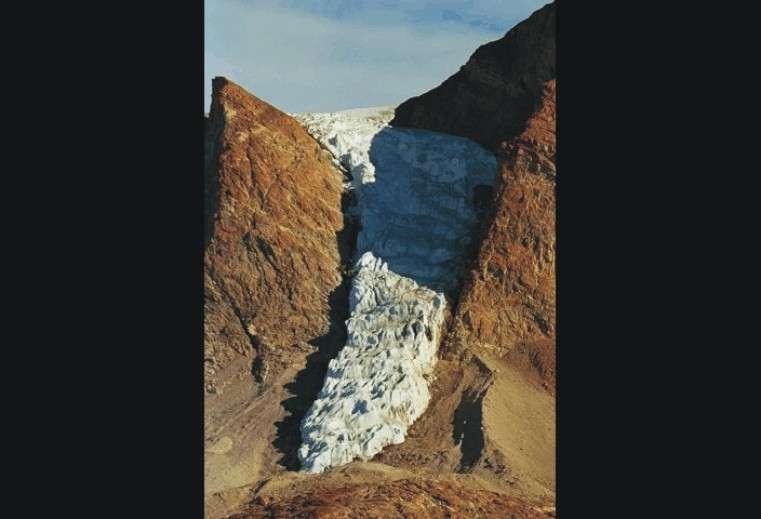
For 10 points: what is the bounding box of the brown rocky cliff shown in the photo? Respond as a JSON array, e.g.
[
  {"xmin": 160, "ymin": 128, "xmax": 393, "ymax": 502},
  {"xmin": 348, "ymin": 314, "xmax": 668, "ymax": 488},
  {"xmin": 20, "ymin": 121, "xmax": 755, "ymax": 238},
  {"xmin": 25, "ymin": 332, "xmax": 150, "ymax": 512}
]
[
  {"xmin": 448, "ymin": 80, "xmax": 556, "ymax": 393},
  {"xmin": 204, "ymin": 76, "xmax": 346, "ymax": 393},
  {"xmin": 391, "ymin": 2, "xmax": 555, "ymax": 152},
  {"xmin": 204, "ymin": 78, "xmax": 349, "ymax": 515},
  {"xmin": 390, "ymin": 2, "xmax": 556, "ymax": 393},
  {"xmin": 377, "ymin": 82, "xmax": 557, "ymax": 512},
  {"xmin": 378, "ymin": 3, "xmax": 556, "ymax": 504}
]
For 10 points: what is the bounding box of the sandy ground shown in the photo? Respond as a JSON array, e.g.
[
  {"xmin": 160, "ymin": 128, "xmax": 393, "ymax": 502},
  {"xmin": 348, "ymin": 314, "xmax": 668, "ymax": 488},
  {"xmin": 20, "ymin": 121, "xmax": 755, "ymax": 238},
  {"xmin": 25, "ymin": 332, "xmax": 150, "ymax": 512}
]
[
  {"xmin": 205, "ymin": 350, "xmax": 556, "ymax": 518},
  {"xmin": 481, "ymin": 354, "xmax": 556, "ymax": 501}
]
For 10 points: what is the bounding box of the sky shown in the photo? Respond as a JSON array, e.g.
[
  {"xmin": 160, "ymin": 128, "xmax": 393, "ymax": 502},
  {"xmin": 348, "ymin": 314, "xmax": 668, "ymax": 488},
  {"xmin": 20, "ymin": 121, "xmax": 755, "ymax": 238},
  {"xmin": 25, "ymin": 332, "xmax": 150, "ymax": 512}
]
[{"xmin": 205, "ymin": 0, "xmax": 548, "ymax": 113}]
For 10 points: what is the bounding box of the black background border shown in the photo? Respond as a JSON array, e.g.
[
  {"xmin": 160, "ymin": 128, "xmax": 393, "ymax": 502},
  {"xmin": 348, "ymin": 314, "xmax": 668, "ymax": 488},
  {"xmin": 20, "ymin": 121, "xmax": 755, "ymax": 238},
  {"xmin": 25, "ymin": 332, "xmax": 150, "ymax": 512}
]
[{"xmin": 21, "ymin": 0, "xmax": 716, "ymax": 515}]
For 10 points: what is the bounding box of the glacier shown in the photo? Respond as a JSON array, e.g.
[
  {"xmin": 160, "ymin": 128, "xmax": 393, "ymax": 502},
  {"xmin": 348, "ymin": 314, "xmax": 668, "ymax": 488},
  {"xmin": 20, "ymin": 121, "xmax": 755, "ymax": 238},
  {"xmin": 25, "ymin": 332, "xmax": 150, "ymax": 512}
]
[{"xmin": 294, "ymin": 107, "xmax": 497, "ymax": 473}]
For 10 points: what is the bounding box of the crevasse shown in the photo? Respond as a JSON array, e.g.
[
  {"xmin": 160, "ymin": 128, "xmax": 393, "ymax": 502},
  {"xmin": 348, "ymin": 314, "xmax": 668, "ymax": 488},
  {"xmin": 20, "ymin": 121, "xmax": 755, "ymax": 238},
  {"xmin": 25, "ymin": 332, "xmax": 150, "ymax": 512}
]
[{"xmin": 294, "ymin": 107, "xmax": 496, "ymax": 473}]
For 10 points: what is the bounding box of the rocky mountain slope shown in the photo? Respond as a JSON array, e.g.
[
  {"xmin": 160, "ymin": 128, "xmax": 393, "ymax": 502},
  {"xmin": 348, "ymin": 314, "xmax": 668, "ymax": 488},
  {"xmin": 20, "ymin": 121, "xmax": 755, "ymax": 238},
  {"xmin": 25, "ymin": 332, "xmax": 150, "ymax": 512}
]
[
  {"xmin": 391, "ymin": 2, "xmax": 555, "ymax": 153},
  {"xmin": 448, "ymin": 79, "xmax": 556, "ymax": 386},
  {"xmin": 387, "ymin": 0, "xmax": 557, "ymax": 504},
  {"xmin": 204, "ymin": 78, "xmax": 352, "ymax": 517},
  {"xmin": 390, "ymin": 1, "xmax": 556, "ymax": 390},
  {"xmin": 205, "ymin": 2, "xmax": 556, "ymax": 516}
]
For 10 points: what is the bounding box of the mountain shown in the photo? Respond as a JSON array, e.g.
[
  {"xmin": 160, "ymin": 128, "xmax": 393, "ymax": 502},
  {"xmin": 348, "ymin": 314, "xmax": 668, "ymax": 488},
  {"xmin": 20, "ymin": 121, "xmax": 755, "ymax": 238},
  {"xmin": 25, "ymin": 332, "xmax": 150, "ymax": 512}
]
[
  {"xmin": 388, "ymin": 2, "xmax": 557, "ymax": 502},
  {"xmin": 389, "ymin": 1, "xmax": 556, "ymax": 392},
  {"xmin": 391, "ymin": 3, "xmax": 556, "ymax": 499},
  {"xmin": 391, "ymin": 2, "xmax": 556, "ymax": 152},
  {"xmin": 205, "ymin": 2, "xmax": 556, "ymax": 516},
  {"xmin": 204, "ymin": 77, "xmax": 352, "ymax": 517},
  {"xmin": 448, "ymin": 79, "xmax": 556, "ymax": 388}
]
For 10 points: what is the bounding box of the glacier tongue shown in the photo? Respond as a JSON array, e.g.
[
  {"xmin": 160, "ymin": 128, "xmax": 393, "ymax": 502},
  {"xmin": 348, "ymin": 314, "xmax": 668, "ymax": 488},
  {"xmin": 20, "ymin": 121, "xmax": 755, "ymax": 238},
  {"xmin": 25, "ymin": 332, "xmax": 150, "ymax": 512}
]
[
  {"xmin": 294, "ymin": 107, "xmax": 497, "ymax": 473},
  {"xmin": 298, "ymin": 252, "xmax": 445, "ymax": 474}
]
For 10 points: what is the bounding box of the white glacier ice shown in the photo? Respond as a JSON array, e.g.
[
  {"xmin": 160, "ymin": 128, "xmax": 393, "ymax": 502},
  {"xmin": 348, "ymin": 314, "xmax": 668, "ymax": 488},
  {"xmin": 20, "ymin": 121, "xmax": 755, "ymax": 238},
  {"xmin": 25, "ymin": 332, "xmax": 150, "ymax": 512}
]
[
  {"xmin": 298, "ymin": 252, "xmax": 446, "ymax": 473},
  {"xmin": 295, "ymin": 106, "xmax": 394, "ymax": 186},
  {"xmin": 294, "ymin": 107, "xmax": 497, "ymax": 473},
  {"xmin": 296, "ymin": 107, "xmax": 497, "ymax": 294}
]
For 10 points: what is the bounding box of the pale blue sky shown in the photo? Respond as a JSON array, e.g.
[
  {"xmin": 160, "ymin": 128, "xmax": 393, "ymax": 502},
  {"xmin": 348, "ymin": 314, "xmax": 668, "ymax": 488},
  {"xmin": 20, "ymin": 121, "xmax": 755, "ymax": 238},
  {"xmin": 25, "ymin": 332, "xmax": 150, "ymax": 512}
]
[{"xmin": 205, "ymin": 0, "xmax": 548, "ymax": 113}]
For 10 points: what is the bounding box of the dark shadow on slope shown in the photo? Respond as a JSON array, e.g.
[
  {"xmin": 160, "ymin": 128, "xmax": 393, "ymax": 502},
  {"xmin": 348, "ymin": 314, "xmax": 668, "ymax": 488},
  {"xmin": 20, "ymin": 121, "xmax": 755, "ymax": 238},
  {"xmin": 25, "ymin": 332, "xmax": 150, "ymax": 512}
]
[
  {"xmin": 452, "ymin": 388, "xmax": 486, "ymax": 472},
  {"xmin": 271, "ymin": 188, "xmax": 360, "ymax": 470}
]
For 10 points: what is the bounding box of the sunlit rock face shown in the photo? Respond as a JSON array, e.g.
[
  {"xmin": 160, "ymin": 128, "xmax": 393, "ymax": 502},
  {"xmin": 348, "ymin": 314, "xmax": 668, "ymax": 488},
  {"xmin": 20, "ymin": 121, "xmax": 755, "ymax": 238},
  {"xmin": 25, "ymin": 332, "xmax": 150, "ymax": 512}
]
[{"xmin": 294, "ymin": 107, "xmax": 496, "ymax": 473}]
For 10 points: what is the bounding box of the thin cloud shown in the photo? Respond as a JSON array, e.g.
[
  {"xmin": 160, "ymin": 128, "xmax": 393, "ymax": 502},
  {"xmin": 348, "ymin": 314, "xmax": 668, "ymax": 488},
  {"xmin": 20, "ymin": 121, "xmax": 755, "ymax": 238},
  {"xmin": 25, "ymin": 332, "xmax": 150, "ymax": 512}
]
[{"xmin": 205, "ymin": 0, "xmax": 548, "ymax": 113}]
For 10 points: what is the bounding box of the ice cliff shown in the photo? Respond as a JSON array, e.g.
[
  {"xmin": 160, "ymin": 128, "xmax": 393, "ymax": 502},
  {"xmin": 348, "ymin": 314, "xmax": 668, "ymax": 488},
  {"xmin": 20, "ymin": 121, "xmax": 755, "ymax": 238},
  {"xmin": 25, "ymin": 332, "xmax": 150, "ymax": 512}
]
[{"xmin": 294, "ymin": 107, "xmax": 496, "ymax": 473}]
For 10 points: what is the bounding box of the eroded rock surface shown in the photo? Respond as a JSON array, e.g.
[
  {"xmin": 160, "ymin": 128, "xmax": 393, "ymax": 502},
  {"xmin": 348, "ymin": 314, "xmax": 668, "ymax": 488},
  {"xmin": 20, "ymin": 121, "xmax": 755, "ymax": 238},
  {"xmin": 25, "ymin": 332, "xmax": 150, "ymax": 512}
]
[
  {"xmin": 448, "ymin": 80, "xmax": 556, "ymax": 384},
  {"xmin": 379, "ymin": 1, "xmax": 557, "ymax": 504},
  {"xmin": 204, "ymin": 77, "xmax": 349, "ymax": 513},
  {"xmin": 204, "ymin": 76, "xmax": 346, "ymax": 397},
  {"xmin": 391, "ymin": 2, "xmax": 555, "ymax": 152}
]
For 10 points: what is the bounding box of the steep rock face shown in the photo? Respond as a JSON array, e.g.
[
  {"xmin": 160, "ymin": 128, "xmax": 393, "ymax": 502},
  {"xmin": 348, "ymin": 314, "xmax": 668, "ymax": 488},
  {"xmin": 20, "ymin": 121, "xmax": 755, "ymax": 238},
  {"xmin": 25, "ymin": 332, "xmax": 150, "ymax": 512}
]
[
  {"xmin": 448, "ymin": 80, "xmax": 556, "ymax": 389},
  {"xmin": 376, "ymin": 81, "xmax": 556, "ymax": 505},
  {"xmin": 382, "ymin": 1, "xmax": 556, "ymax": 504},
  {"xmin": 205, "ymin": 78, "xmax": 345, "ymax": 383},
  {"xmin": 389, "ymin": 1, "xmax": 556, "ymax": 391},
  {"xmin": 204, "ymin": 78, "xmax": 348, "ymax": 512},
  {"xmin": 391, "ymin": 2, "xmax": 555, "ymax": 152}
]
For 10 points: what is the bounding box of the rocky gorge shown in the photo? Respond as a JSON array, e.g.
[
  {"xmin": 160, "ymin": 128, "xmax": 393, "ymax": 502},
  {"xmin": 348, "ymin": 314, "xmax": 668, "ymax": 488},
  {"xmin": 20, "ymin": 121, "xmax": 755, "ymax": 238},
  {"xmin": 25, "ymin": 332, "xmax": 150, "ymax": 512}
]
[{"xmin": 204, "ymin": 2, "xmax": 556, "ymax": 517}]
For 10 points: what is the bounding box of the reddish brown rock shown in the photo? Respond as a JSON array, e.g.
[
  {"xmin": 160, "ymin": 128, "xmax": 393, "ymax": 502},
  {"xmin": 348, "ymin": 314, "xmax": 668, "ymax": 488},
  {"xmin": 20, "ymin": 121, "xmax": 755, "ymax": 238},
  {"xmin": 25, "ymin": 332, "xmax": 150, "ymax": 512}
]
[
  {"xmin": 227, "ymin": 465, "xmax": 553, "ymax": 519},
  {"xmin": 448, "ymin": 80, "xmax": 556, "ymax": 388},
  {"xmin": 391, "ymin": 2, "xmax": 555, "ymax": 152},
  {"xmin": 204, "ymin": 76, "xmax": 346, "ymax": 393},
  {"xmin": 384, "ymin": 3, "xmax": 557, "ymax": 504},
  {"xmin": 375, "ymin": 80, "xmax": 556, "ymax": 509},
  {"xmin": 390, "ymin": 2, "xmax": 556, "ymax": 392},
  {"xmin": 204, "ymin": 78, "xmax": 350, "ymax": 516}
]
